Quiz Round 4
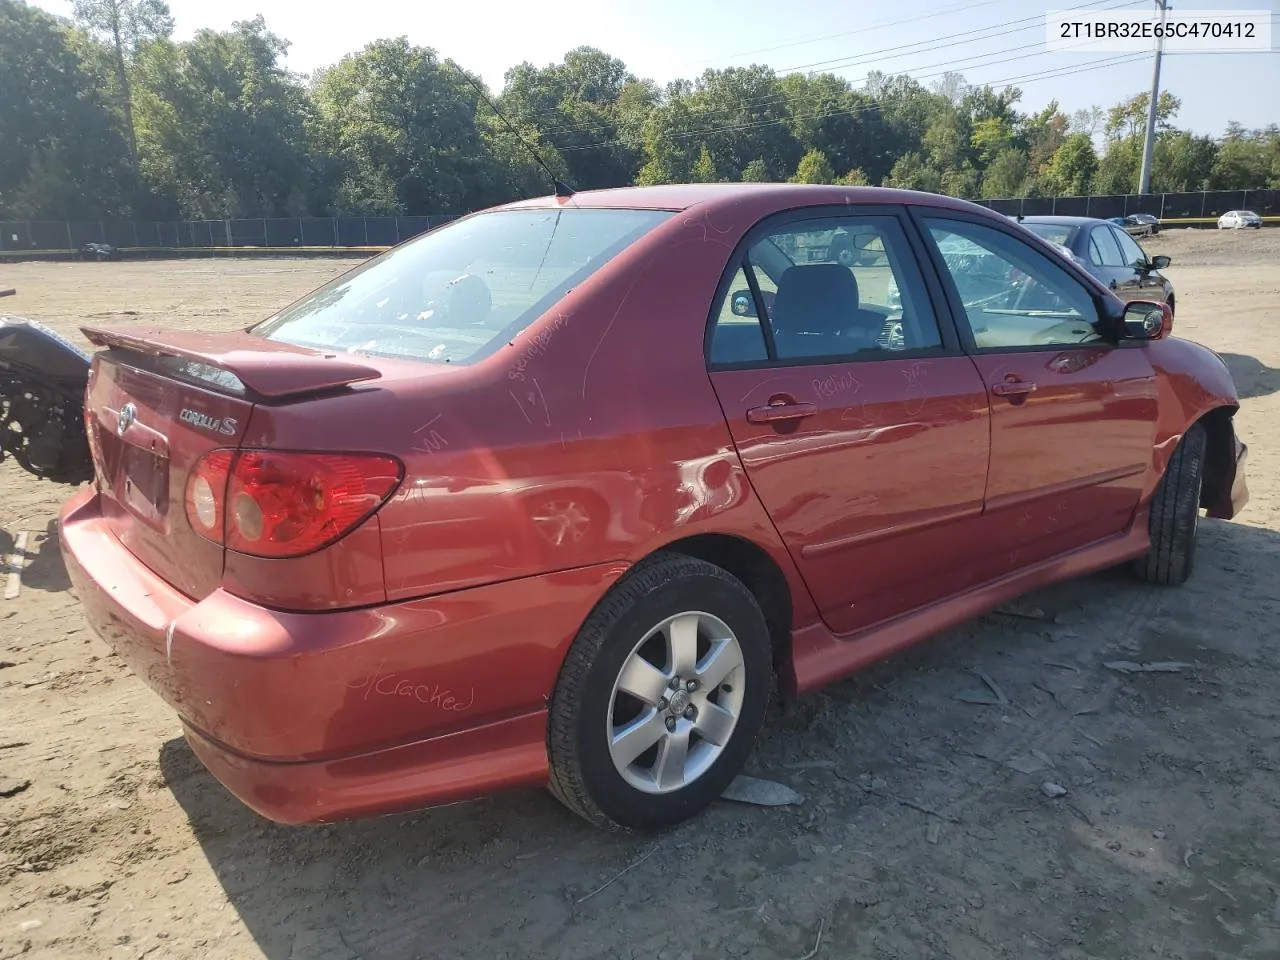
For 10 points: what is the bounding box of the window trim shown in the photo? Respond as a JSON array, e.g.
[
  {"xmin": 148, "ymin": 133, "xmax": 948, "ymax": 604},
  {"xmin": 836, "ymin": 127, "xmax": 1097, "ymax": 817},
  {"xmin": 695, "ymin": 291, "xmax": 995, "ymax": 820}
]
[
  {"xmin": 907, "ymin": 207, "xmax": 1120, "ymax": 357},
  {"xmin": 703, "ymin": 204, "xmax": 963, "ymax": 372}
]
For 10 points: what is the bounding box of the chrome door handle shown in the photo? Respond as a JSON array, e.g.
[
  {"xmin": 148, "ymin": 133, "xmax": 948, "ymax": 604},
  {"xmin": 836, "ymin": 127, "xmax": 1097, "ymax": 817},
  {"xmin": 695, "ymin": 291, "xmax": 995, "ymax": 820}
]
[
  {"xmin": 746, "ymin": 401, "xmax": 818, "ymax": 424},
  {"xmin": 991, "ymin": 380, "xmax": 1037, "ymax": 397}
]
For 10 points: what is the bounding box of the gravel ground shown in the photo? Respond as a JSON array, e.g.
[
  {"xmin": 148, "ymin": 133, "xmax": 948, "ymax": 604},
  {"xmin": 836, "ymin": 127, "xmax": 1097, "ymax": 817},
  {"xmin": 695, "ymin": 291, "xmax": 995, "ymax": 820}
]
[{"xmin": 2, "ymin": 230, "xmax": 1279, "ymax": 960}]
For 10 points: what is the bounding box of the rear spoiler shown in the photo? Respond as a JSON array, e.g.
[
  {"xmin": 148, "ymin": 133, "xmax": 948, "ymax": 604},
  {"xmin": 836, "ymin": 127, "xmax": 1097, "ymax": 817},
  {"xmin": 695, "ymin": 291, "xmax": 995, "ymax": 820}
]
[{"xmin": 81, "ymin": 325, "xmax": 380, "ymax": 400}]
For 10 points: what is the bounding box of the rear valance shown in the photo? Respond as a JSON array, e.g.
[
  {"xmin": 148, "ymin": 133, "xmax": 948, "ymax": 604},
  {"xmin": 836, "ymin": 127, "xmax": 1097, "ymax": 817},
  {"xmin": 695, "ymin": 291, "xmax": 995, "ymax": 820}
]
[{"xmin": 81, "ymin": 325, "xmax": 380, "ymax": 400}]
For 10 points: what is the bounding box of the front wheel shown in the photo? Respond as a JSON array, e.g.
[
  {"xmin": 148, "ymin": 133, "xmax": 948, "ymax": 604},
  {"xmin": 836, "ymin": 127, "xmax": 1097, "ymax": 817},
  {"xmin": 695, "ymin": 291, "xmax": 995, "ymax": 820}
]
[
  {"xmin": 1134, "ymin": 423, "xmax": 1206, "ymax": 585},
  {"xmin": 547, "ymin": 553, "xmax": 772, "ymax": 831}
]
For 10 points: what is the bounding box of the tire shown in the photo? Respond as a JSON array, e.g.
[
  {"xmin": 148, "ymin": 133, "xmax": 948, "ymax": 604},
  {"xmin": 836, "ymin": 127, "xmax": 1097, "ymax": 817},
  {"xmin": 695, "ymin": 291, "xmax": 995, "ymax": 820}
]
[
  {"xmin": 1134, "ymin": 422, "xmax": 1206, "ymax": 585},
  {"xmin": 547, "ymin": 553, "xmax": 772, "ymax": 831}
]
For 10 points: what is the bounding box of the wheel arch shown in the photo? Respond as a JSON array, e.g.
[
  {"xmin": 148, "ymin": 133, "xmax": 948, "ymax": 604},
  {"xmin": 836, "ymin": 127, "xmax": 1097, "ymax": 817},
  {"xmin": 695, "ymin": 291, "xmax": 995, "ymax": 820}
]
[{"xmin": 652, "ymin": 533, "xmax": 795, "ymax": 675}]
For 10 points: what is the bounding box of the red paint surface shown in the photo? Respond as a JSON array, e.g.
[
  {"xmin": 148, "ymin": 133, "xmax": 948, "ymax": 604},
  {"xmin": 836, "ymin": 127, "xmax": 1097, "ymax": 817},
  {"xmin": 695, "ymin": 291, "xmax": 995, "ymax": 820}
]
[{"xmin": 60, "ymin": 184, "xmax": 1249, "ymax": 824}]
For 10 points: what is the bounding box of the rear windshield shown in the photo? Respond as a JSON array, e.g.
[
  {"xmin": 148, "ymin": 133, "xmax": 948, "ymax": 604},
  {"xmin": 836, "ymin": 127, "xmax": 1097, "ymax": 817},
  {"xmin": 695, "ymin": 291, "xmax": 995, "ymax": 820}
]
[
  {"xmin": 253, "ymin": 208, "xmax": 673, "ymax": 364},
  {"xmin": 1022, "ymin": 223, "xmax": 1074, "ymax": 246}
]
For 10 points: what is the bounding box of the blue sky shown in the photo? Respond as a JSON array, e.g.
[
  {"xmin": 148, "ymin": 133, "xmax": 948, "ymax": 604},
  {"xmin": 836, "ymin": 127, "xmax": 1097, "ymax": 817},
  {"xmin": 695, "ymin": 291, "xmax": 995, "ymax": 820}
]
[{"xmin": 33, "ymin": 0, "xmax": 1279, "ymax": 137}]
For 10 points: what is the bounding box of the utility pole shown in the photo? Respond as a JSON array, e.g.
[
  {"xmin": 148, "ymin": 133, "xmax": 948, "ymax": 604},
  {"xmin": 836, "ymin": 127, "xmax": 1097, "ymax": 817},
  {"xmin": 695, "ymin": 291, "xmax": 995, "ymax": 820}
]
[{"xmin": 1137, "ymin": 0, "xmax": 1168, "ymax": 195}]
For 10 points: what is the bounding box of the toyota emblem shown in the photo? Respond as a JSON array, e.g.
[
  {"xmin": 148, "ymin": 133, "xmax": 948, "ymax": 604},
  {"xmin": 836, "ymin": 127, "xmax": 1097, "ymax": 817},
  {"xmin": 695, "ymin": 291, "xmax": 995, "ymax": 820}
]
[{"xmin": 117, "ymin": 402, "xmax": 137, "ymax": 437}]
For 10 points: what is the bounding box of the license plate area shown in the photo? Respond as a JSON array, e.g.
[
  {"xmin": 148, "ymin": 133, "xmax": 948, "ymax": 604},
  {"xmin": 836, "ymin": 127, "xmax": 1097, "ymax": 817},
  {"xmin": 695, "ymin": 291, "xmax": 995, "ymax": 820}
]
[{"xmin": 119, "ymin": 444, "xmax": 169, "ymax": 528}]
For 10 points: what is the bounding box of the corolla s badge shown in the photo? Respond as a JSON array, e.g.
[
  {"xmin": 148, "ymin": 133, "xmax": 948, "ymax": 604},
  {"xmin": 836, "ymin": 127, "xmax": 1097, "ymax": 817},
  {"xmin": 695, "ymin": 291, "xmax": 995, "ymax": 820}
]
[
  {"xmin": 179, "ymin": 408, "xmax": 238, "ymax": 436},
  {"xmin": 117, "ymin": 402, "xmax": 137, "ymax": 437}
]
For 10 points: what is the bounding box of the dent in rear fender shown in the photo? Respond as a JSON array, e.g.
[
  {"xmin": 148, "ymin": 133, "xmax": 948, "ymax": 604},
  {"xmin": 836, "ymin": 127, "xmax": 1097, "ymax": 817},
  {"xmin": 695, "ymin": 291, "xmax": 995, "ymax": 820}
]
[
  {"xmin": 373, "ymin": 210, "xmax": 815, "ymax": 621},
  {"xmin": 1143, "ymin": 338, "xmax": 1242, "ymax": 497}
]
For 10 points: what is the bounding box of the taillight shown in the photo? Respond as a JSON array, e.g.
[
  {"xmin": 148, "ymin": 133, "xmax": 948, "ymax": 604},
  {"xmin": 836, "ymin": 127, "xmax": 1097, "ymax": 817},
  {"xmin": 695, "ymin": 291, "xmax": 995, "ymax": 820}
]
[{"xmin": 185, "ymin": 450, "xmax": 402, "ymax": 558}]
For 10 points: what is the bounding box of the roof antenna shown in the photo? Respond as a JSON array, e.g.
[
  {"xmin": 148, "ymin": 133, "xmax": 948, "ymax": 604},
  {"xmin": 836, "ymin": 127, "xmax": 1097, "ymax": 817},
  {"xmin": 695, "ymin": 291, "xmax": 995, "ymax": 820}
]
[{"xmin": 455, "ymin": 67, "xmax": 575, "ymax": 198}]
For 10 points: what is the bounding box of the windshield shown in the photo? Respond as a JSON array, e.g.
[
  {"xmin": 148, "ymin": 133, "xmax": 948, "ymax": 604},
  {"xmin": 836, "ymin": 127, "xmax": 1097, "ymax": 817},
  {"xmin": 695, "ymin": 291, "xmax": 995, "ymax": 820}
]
[
  {"xmin": 1022, "ymin": 223, "xmax": 1075, "ymax": 246},
  {"xmin": 253, "ymin": 208, "xmax": 673, "ymax": 364}
]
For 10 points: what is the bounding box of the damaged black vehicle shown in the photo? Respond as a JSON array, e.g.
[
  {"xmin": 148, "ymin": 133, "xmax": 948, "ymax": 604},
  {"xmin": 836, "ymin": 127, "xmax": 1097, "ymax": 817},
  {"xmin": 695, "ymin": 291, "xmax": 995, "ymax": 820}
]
[{"xmin": 0, "ymin": 314, "xmax": 94, "ymax": 485}]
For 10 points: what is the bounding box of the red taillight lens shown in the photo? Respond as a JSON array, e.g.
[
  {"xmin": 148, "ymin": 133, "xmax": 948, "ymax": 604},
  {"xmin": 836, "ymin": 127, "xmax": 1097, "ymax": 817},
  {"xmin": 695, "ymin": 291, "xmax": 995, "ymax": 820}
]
[{"xmin": 185, "ymin": 450, "xmax": 402, "ymax": 558}]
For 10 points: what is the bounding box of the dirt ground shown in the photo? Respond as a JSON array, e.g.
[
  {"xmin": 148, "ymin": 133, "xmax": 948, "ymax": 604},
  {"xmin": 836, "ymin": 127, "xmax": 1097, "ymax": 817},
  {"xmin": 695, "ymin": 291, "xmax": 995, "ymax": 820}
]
[{"xmin": 2, "ymin": 230, "xmax": 1279, "ymax": 960}]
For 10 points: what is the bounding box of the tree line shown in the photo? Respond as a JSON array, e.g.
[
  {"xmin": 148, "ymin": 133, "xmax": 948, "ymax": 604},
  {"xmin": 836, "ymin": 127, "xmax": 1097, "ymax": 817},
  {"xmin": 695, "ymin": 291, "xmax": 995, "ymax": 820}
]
[{"xmin": 2, "ymin": 0, "xmax": 1277, "ymax": 223}]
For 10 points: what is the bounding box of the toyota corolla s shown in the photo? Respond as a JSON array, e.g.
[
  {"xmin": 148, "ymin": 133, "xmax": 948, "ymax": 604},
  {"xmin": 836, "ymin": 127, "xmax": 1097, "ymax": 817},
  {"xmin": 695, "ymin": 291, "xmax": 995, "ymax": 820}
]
[{"xmin": 61, "ymin": 184, "xmax": 1250, "ymax": 832}]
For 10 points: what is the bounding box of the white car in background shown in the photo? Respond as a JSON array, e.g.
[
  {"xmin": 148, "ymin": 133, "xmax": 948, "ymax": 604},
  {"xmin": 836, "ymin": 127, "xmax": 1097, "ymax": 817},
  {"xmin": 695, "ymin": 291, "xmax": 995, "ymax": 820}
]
[{"xmin": 1218, "ymin": 210, "xmax": 1263, "ymax": 229}]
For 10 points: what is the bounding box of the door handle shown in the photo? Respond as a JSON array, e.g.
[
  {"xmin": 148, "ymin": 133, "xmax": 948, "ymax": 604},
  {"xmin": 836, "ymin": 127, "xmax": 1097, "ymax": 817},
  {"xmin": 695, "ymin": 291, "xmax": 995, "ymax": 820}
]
[
  {"xmin": 746, "ymin": 401, "xmax": 818, "ymax": 424},
  {"xmin": 991, "ymin": 379, "xmax": 1037, "ymax": 397}
]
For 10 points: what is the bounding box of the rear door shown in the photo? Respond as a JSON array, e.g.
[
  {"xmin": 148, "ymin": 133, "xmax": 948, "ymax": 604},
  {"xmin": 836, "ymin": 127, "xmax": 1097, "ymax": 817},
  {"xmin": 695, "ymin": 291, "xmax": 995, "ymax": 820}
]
[
  {"xmin": 916, "ymin": 212, "xmax": 1159, "ymax": 568},
  {"xmin": 706, "ymin": 208, "xmax": 992, "ymax": 635}
]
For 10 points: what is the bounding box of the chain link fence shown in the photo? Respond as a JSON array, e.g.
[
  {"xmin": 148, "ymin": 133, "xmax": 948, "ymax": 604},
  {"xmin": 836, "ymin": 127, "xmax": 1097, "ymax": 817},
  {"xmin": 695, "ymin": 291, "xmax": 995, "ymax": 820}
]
[
  {"xmin": 0, "ymin": 215, "xmax": 460, "ymax": 253},
  {"xmin": 3, "ymin": 189, "xmax": 1276, "ymax": 255}
]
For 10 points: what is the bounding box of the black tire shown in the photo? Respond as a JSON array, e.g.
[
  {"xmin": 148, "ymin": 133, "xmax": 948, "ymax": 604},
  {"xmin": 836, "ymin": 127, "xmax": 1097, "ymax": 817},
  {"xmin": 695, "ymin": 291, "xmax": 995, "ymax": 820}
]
[
  {"xmin": 547, "ymin": 553, "xmax": 772, "ymax": 831},
  {"xmin": 1134, "ymin": 422, "xmax": 1206, "ymax": 585}
]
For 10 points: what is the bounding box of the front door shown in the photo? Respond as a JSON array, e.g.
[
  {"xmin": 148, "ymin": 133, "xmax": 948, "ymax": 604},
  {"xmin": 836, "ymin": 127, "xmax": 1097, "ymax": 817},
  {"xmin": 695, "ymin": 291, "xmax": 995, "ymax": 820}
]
[
  {"xmin": 1110, "ymin": 225, "xmax": 1168, "ymax": 301},
  {"xmin": 706, "ymin": 210, "xmax": 992, "ymax": 635},
  {"xmin": 918, "ymin": 213, "xmax": 1160, "ymax": 569}
]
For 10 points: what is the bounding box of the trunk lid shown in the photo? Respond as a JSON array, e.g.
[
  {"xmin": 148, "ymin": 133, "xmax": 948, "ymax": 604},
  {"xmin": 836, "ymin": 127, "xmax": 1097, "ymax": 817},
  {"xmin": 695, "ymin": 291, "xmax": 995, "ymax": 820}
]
[{"xmin": 80, "ymin": 325, "xmax": 383, "ymax": 599}]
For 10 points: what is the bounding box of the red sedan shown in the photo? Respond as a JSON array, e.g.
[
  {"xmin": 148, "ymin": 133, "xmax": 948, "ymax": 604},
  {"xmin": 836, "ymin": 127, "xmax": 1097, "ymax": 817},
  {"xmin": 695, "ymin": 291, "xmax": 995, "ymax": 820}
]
[{"xmin": 60, "ymin": 184, "xmax": 1250, "ymax": 831}]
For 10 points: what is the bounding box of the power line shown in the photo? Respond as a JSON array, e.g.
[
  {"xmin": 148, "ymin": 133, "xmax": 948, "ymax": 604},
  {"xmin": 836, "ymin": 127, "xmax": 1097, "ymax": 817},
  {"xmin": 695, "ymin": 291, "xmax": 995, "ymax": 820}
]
[
  {"xmin": 530, "ymin": 4, "xmax": 1141, "ymax": 144},
  {"xmin": 512, "ymin": 0, "xmax": 1140, "ymax": 141},
  {"xmin": 683, "ymin": 0, "xmax": 1007, "ymax": 67}
]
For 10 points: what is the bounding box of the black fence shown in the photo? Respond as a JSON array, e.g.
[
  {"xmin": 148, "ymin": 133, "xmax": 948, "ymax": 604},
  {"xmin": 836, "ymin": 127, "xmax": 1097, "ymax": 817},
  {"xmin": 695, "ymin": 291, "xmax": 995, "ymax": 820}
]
[
  {"xmin": 973, "ymin": 188, "xmax": 1279, "ymax": 221},
  {"xmin": 0, "ymin": 215, "xmax": 460, "ymax": 253},
  {"xmin": 3, "ymin": 189, "xmax": 1276, "ymax": 255}
]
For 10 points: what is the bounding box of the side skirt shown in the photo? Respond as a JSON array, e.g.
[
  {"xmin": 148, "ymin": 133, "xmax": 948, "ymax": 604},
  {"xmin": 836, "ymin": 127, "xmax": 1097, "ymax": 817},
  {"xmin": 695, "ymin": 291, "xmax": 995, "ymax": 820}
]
[{"xmin": 779, "ymin": 516, "xmax": 1151, "ymax": 697}]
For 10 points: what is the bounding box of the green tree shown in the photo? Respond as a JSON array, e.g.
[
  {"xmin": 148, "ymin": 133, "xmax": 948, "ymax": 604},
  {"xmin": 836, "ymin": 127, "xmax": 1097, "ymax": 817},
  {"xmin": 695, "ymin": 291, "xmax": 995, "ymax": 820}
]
[
  {"xmin": 791, "ymin": 148, "xmax": 835, "ymax": 184},
  {"xmin": 1046, "ymin": 133, "xmax": 1098, "ymax": 195},
  {"xmin": 311, "ymin": 37, "xmax": 496, "ymax": 214},
  {"xmin": 1105, "ymin": 90, "xmax": 1181, "ymax": 142},
  {"xmin": 0, "ymin": 0, "xmax": 134, "ymax": 218},
  {"xmin": 740, "ymin": 158, "xmax": 770, "ymax": 182},
  {"xmin": 1092, "ymin": 139, "xmax": 1141, "ymax": 195},
  {"xmin": 498, "ymin": 47, "xmax": 640, "ymax": 190},
  {"xmin": 1209, "ymin": 129, "xmax": 1273, "ymax": 189},
  {"xmin": 981, "ymin": 149, "xmax": 1030, "ymax": 198},
  {"xmin": 133, "ymin": 17, "xmax": 314, "ymax": 217},
  {"xmin": 71, "ymin": 0, "xmax": 173, "ymax": 160},
  {"xmin": 970, "ymin": 116, "xmax": 1014, "ymax": 166},
  {"xmin": 1154, "ymin": 131, "xmax": 1216, "ymax": 191},
  {"xmin": 838, "ymin": 167, "xmax": 869, "ymax": 186},
  {"xmin": 691, "ymin": 144, "xmax": 718, "ymax": 182},
  {"xmin": 883, "ymin": 152, "xmax": 941, "ymax": 192}
]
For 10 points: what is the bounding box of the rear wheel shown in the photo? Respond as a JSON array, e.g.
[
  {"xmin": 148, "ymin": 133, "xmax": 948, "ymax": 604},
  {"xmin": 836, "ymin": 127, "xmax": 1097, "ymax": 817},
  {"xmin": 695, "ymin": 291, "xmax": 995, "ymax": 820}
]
[
  {"xmin": 547, "ymin": 553, "xmax": 772, "ymax": 831},
  {"xmin": 1134, "ymin": 423, "xmax": 1206, "ymax": 585}
]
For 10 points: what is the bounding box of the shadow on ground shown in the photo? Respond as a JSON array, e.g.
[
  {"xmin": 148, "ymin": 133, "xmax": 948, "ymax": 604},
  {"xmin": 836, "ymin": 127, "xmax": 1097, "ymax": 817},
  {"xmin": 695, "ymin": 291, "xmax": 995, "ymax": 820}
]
[
  {"xmin": 161, "ymin": 519, "xmax": 1280, "ymax": 960},
  {"xmin": 1217, "ymin": 352, "xmax": 1280, "ymax": 401}
]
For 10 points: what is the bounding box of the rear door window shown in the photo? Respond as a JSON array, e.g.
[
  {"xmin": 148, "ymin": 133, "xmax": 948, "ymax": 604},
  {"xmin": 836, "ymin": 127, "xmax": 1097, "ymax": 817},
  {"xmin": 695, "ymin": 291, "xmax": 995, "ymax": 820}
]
[
  {"xmin": 254, "ymin": 209, "xmax": 673, "ymax": 364},
  {"xmin": 1088, "ymin": 226, "xmax": 1125, "ymax": 267}
]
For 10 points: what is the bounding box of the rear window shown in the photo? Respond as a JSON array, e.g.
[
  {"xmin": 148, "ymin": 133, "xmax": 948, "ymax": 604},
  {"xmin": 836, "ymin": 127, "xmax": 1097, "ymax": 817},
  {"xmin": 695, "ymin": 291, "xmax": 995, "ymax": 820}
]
[
  {"xmin": 1022, "ymin": 223, "xmax": 1074, "ymax": 246},
  {"xmin": 252, "ymin": 208, "xmax": 673, "ymax": 364}
]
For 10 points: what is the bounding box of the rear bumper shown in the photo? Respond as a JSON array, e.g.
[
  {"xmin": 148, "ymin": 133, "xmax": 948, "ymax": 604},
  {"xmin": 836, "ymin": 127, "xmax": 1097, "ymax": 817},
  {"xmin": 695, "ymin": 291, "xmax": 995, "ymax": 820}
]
[{"xmin": 59, "ymin": 488, "xmax": 628, "ymax": 823}]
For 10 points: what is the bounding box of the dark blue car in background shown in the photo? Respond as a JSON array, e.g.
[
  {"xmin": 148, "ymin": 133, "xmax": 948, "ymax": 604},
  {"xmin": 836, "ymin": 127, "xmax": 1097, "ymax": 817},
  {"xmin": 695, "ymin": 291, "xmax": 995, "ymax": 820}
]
[{"xmin": 1014, "ymin": 215, "xmax": 1176, "ymax": 314}]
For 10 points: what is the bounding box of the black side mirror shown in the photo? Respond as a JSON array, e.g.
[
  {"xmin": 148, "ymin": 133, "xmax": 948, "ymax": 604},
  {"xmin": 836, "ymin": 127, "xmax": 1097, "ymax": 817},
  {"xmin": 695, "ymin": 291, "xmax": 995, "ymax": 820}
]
[
  {"xmin": 1150, "ymin": 255, "xmax": 1171, "ymax": 270},
  {"xmin": 1122, "ymin": 300, "xmax": 1170, "ymax": 341}
]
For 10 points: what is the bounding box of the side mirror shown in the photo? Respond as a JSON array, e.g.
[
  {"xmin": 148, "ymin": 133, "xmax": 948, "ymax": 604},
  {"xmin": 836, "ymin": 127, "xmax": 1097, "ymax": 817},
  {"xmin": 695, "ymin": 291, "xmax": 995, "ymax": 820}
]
[
  {"xmin": 729, "ymin": 289, "xmax": 757, "ymax": 318},
  {"xmin": 1121, "ymin": 300, "xmax": 1172, "ymax": 341},
  {"xmin": 1150, "ymin": 255, "xmax": 1171, "ymax": 270}
]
